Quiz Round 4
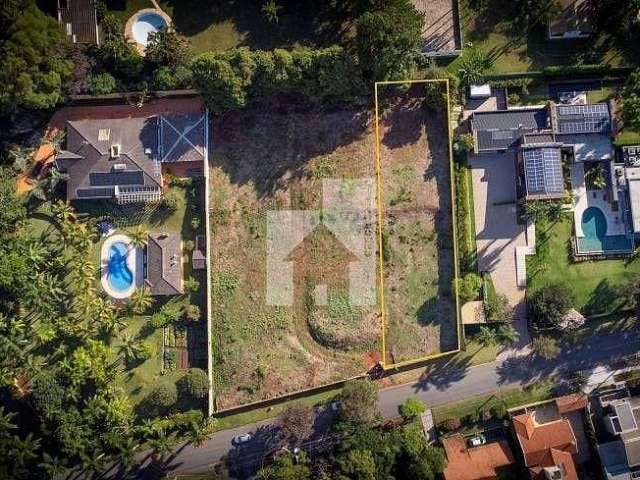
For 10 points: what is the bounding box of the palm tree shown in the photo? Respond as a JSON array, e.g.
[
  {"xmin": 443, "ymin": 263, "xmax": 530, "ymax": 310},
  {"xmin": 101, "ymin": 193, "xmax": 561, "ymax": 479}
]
[
  {"xmin": 39, "ymin": 453, "xmax": 67, "ymax": 478},
  {"xmin": 148, "ymin": 429, "xmax": 172, "ymax": 462},
  {"xmin": 585, "ymin": 162, "xmax": 607, "ymax": 190},
  {"xmin": 187, "ymin": 421, "xmax": 209, "ymax": 448},
  {"xmin": 458, "ymin": 50, "xmax": 493, "ymax": 86},
  {"xmin": 127, "ymin": 287, "xmax": 154, "ymax": 315},
  {"xmin": 119, "ymin": 333, "xmax": 143, "ymax": 363},
  {"xmin": 50, "ymin": 200, "xmax": 76, "ymax": 224},
  {"xmin": 0, "ymin": 407, "xmax": 17, "ymax": 433},
  {"xmin": 128, "ymin": 226, "xmax": 149, "ymax": 249},
  {"xmin": 10, "ymin": 433, "xmax": 41, "ymax": 469},
  {"xmin": 546, "ymin": 201, "xmax": 571, "ymax": 224}
]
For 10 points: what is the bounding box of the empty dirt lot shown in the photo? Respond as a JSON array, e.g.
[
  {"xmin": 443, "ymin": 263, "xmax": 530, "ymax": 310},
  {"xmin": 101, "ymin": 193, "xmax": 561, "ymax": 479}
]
[
  {"xmin": 377, "ymin": 84, "xmax": 458, "ymax": 365},
  {"xmin": 209, "ymin": 105, "xmax": 380, "ymax": 409}
]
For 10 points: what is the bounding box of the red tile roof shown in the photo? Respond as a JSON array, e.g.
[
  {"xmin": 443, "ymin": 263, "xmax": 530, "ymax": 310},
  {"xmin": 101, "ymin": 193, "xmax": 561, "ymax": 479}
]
[{"xmin": 442, "ymin": 435, "xmax": 515, "ymax": 480}]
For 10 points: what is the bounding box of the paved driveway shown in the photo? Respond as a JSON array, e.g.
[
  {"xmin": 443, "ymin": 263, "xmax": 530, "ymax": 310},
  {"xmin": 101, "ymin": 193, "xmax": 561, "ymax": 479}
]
[{"xmin": 469, "ymin": 151, "xmax": 530, "ymax": 352}]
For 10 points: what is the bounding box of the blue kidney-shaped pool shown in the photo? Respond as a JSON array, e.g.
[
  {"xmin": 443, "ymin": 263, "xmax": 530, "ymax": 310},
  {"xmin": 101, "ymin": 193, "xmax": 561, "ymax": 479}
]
[{"xmin": 107, "ymin": 242, "xmax": 134, "ymax": 292}]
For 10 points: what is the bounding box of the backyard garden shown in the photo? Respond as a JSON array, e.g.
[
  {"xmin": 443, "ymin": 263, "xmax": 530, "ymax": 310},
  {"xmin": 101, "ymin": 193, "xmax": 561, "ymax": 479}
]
[
  {"xmin": 449, "ymin": 0, "xmax": 639, "ymax": 74},
  {"xmin": 23, "ymin": 178, "xmax": 209, "ymax": 413},
  {"xmin": 527, "ymin": 218, "xmax": 640, "ymax": 317}
]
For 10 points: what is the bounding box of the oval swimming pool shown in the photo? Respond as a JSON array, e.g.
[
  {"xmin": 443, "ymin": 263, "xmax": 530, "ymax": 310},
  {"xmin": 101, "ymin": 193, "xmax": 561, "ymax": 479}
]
[
  {"xmin": 132, "ymin": 12, "xmax": 167, "ymax": 47},
  {"xmin": 581, "ymin": 206, "xmax": 607, "ymax": 241},
  {"xmin": 107, "ymin": 242, "xmax": 134, "ymax": 292}
]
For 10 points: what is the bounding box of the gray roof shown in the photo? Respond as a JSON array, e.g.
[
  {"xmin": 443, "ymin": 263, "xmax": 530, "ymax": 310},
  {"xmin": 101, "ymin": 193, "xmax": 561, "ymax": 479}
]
[
  {"xmin": 192, "ymin": 234, "xmax": 206, "ymax": 270},
  {"xmin": 145, "ymin": 233, "xmax": 183, "ymax": 296},
  {"xmin": 553, "ymin": 103, "xmax": 611, "ymax": 134},
  {"xmin": 160, "ymin": 114, "xmax": 206, "ymax": 163},
  {"xmin": 523, "ymin": 133, "xmax": 557, "ymax": 145},
  {"xmin": 562, "ymin": 133, "xmax": 613, "ymax": 161},
  {"xmin": 57, "ymin": 112, "xmax": 207, "ymax": 201},
  {"xmin": 471, "ymin": 108, "xmax": 549, "ymax": 151},
  {"xmin": 597, "ymin": 441, "xmax": 631, "ymax": 480},
  {"xmin": 522, "ymin": 146, "xmax": 565, "ymax": 198},
  {"xmin": 58, "ymin": 117, "xmax": 162, "ymax": 201}
]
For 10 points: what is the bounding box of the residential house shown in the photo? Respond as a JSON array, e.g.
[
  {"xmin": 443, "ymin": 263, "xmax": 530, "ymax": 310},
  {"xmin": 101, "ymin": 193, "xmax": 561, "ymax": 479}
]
[
  {"xmin": 510, "ymin": 394, "xmax": 589, "ymax": 480},
  {"xmin": 55, "ymin": 112, "xmax": 207, "ymax": 204},
  {"xmin": 442, "ymin": 434, "xmax": 516, "ymax": 480},
  {"xmin": 593, "ymin": 386, "xmax": 640, "ymax": 480},
  {"xmin": 145, "ymin": 232, "xmax": 183, "ymax": 296},
  {"xmin": 57, "ymin": 0, "xmax": 100, "ymax": 45},
  {"xmin": 548, "ymin": 0, "xmax": 595, "ymax": 40}
]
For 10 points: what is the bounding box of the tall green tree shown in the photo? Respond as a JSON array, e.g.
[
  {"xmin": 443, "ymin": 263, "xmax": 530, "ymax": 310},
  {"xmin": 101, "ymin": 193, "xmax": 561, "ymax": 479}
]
[
  {"xmin": 623, "ymin": 70, "xmax": 640, "ymax": 132},
  {"xmin": 146, "ymin": 27, "xmax": 192, "ymax": 68},
  {"xmin": 0, "ymin": 0, "xmax": 73, "ymax": 114},
  {"xmin": 339, "ymin": 379, "xmax": 380, "ymax": 427},
  {"xmin": 355, "ymin": 0, "xmax": 424, "ymax": 81}
]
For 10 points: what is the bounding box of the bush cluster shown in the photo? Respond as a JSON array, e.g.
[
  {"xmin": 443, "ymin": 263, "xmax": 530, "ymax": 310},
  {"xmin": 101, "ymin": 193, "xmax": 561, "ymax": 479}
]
[{"xmin": 190, "ymin": 46, "xmax": 364, "ymax": 113}]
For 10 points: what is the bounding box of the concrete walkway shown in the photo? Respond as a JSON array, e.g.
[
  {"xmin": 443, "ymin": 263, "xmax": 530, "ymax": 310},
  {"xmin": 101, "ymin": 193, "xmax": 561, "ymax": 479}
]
[{"xmin": 469, "ymin": 152, "xmax": 531, "ymax": 355}]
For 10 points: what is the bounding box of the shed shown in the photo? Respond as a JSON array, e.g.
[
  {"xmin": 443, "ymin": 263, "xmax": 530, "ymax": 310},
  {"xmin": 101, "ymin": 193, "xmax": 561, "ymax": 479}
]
[
  {"xmin": 192, "ymin": 234, "xmax": 206, "ymax": 270},
  {"xmin": 470, "ymin": 84, "xmax": 491, "ymax": 99}
]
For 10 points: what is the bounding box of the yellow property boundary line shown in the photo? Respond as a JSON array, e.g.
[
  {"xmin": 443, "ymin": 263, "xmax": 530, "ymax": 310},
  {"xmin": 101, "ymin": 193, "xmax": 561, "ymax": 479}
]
[{"xmin": 373, "ymin": 79, "xmax": 462, "ymax": 369}]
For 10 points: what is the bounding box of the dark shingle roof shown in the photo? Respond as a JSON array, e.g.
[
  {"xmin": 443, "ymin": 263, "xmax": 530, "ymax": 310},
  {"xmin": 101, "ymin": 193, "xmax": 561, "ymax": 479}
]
[
  {"xmin": 145, "ymin": 233, "xmax": 183, "ymax": 296},
  {"xmin": 471, "ymin": 108, "xmax": 549, "ymax": 151},
  {"xmin": 58, "ymin": 117, "xmax": 161, "ymax": 201},
  {"xmin": 160, "ymin": 114, "xmax": 206, "ymax": 163},
  {"xmin": 522, "ymin": 146, "xmax": 565, "ymax": 198},
  {"xmin": 58, "ymin": 0, "xmax": 99, "ymax": 44}
]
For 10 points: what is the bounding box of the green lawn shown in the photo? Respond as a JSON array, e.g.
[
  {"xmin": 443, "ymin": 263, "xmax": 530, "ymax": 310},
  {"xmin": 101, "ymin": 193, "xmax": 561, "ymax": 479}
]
[
  {"xmin": 452, "ymin": 339, "xmax": 498, "ymax": 366},
  {"xmin": 615, "ymin": 130, "xmax": 640, "ymax": 147},
  {"xmin": 452, "ymin": 0, "xmax": 633, "ymax": 73},
  {"xmin": 213, "ymin": 388, "xmax": 341, "ymax": 432},
  {"xmin": 114, "ymin": 316, "xmax": 184, "ymax": 406},
  {"xmin": 527, "ymin": 219, "xmax": 640, "ymax": 316},
  {"xmin": 108, "ymin": 0, "xmax": 353, "ymax": 54},
  {"xmin": 433, "ymin": 379, "xmax": 554, "ymax": 424}
]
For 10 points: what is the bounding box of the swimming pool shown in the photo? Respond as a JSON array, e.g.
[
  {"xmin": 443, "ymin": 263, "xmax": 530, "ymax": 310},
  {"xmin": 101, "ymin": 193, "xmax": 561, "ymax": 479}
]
[
  {"xmin": 107, "ymin": 242, "xmax": 133, "ymax": 292},
  {"xmin": 101, "ymin": 233, "xmax": 139, "ymax": 299},
  {"xmin": 131, "ymin": 12, "xmax": 168, "ymax": 47},
  {"xmin": 577, "ymin": 206, "xmax": 633, "ymax": 253}
]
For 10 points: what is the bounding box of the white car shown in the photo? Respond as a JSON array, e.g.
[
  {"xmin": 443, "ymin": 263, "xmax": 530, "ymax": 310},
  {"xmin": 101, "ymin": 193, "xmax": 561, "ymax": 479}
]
[
  {"xmin": 232, "ymin": 433, "xmax": 252, "ymax": 445},
  {"xmin": 467, "ymin": 434, "xmax": 487, "ymax": 447}
]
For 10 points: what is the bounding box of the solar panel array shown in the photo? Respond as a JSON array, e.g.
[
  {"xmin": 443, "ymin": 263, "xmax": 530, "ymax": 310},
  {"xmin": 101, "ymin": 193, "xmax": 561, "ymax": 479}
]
[
  {"xmin": 524, "ymin": 147, "xmax": 564, "ymax": 194},
  {"xmin": 556, "ymin": 104, "xmax": 610, "ymax": 134},
  {"xmin": 76, "ymin": 187, "xmax": 114, "ymax": 199},
  {"xmin": 89, "ymin": 171, "xmax": 144, "ymax": 187}
]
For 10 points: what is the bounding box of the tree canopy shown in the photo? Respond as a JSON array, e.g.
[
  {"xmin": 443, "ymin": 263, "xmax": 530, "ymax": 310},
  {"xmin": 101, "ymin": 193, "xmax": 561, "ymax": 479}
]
[
  {"xmin": 0, "ymin": 0, "xmax": 73, "ymax": 114},
  {"xmin": 355, "ymin": 0, "xmax": 424, "ymax": 82}
]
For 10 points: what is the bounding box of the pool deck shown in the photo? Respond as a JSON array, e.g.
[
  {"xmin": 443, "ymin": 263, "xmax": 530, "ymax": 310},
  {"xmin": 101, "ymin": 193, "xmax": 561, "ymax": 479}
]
[
  {"xmin": 100, "ymin": 233, "xmax": 144, "ymax": 300},
  {"xmin": 571, "ymin": 163, "xmax": 626, "ymax": 238}
]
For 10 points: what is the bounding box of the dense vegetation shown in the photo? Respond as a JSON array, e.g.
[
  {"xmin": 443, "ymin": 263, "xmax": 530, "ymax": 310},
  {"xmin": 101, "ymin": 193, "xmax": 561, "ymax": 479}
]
[
  {"xmin": 253, "ymin": 380, "xmax": 446, "ymax": 480},
  {"xmin": 0, "ymin": 156, "xmax": 212, "ymax": 476}
]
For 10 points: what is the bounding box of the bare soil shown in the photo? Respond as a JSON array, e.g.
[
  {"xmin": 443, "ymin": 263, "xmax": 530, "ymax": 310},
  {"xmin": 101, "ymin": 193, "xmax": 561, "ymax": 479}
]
[
  {"xmin": 209, "ymin": 105, "xmax": 379, "ymax": 409},
  {"xmin": 377, "ymin": 86, "xmax": 458, "ymax": 365}
]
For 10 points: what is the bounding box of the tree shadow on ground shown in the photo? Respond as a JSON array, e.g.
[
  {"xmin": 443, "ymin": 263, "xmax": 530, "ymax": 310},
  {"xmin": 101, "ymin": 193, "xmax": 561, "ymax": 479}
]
[
  {"xmin": 212, "ymin": 106, "xmax": 371, "ymax": 199},
  {"xmin": 583, "ymin": 278, "xmax": 624, "ymax": 317},
  {"xmin": 226, "ymin": 424, "xmax": 283, "ymax": 479},
  {"xmin": 410, "ymin": 354, "xmax": 474, "ymax": 394},
  {"xmin": 164, "ymin": 0, "xmax": 357, "ymax": 50}
]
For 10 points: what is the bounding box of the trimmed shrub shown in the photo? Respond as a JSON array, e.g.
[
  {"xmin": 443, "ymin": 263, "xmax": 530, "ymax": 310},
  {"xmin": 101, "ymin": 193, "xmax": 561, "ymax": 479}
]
[
  {"xmin": 146, "ymin": 383, "xmax": 177, "ymax": 409},
  {"xmin": 184, "ymin": 304, "xmax": 201, "ymax": 321},
  {"xmin": 398, "ymin": 397, "xmax": 426, "ymax": 421},
  {"xmin": 177, "ymin": 368, "xmax": 209, "ymax": 399},
  {"xmin": 88, "ymin": 73, "xmax": 117, "ymax": 95},
  {"xmin": 162, "ymin": 189, "xmax": 184, "ymax": 212},
  {"xmin": 441, "ymin": 417, "xmax": 462, "ymax": 432}
]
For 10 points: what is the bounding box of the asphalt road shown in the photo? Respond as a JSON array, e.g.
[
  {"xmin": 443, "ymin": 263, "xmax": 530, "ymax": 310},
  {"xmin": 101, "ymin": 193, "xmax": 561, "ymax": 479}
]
[{"xmin": 98, "ymin": 327, "xmax": 640, "ymax": 479}]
